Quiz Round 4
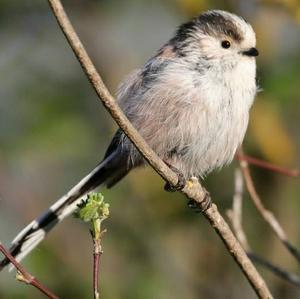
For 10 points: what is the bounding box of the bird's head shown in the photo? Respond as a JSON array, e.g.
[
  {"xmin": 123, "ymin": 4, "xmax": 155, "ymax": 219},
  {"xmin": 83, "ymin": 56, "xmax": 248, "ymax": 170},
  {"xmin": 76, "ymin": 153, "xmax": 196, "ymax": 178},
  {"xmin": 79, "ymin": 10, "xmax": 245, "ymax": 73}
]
[{"xmin": 170, "ymin": 10, "xmax": 258, "ymax": 67}]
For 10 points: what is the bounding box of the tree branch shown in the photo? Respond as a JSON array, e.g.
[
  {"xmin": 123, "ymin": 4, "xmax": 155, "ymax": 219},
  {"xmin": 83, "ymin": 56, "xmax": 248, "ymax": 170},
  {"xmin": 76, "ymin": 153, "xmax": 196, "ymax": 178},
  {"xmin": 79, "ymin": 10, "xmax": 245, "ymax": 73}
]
[
  {"xmin": 76, "ymin": 192, "xmax": 109, "ymax": 299},
  {"xmin": 248, "ymin": 253, "xmax": 300, "ymax": 288},
  {"xmin": 0, "ymin": 243, "xmax": 59, "ymax": 299},
  {"xmin": 227, "ymin": 169, "xmax": 300, "ymax": 288},
  {"xmin": 238, "ymin": 149, "xmax": 300, "ymax": 264},
  {"xmin": 92, "ymin": 234, "xmax": 102, "ymax": 299},
  {"xmin": 227, "ymin": 169, "xmax": 250, "ymax": 250},
  {"xmin": 236, "ymin": 151, "xmax": 300, "ymax": 177},
  {"xmin": 47, "ymin": 1, "xmax": 273, "ymax": 298}
]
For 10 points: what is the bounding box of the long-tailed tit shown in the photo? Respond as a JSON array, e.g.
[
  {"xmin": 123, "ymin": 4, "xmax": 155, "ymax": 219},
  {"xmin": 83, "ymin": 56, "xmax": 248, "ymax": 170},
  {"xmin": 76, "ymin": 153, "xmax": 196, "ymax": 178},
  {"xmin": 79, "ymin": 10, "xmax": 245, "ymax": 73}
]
[{"xmin": 1, "ymin": 10, "xmax": 259, "ymax": 266}]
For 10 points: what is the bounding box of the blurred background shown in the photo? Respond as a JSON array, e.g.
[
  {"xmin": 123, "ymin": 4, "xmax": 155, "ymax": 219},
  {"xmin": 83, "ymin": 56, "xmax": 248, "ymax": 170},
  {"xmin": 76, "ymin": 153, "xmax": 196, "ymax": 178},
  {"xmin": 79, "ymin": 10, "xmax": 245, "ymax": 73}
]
[{"xmin": 0, "ymin": 0, "xmax": 299, "ymax": 298}]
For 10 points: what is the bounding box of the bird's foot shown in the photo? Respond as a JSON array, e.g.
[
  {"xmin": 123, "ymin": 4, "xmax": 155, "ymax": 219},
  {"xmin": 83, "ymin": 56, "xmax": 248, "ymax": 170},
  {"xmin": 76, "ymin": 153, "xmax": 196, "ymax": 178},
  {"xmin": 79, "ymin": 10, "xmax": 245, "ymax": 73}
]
[
  {"xmin": 164, "ymin": 162, "xmax": 186, "ymax": 192},
  {"xmin": 187, "ymin": 190, "xmax": 212, "ymax": 213}
]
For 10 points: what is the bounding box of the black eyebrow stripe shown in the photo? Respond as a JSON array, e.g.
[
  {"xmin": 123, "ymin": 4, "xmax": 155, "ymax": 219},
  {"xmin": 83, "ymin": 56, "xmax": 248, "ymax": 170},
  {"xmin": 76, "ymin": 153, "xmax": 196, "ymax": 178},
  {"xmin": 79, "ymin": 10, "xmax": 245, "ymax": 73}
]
[{"xmin": 173, "ymin": 11, "xmax": 244, "ymax": 43}]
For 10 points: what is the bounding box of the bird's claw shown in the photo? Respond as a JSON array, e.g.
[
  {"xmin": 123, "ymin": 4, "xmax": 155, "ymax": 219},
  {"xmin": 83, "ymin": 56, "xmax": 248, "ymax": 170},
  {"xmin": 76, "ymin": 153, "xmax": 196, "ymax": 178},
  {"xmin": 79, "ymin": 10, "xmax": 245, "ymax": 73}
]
[
  {"xmin": 187, "ymin": 190, "xmax": 212, "ymax": 213},
  {"xmin": 164, "ymin": 162, "xmax": 186, "ymax": 192}
]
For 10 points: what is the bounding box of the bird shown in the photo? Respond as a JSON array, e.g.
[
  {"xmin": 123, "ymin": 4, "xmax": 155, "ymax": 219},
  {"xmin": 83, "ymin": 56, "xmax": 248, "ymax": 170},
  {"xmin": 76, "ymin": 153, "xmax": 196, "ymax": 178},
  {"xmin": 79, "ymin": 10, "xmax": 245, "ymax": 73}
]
[{"xmin": 1, "ymin": 9, "xmax": 259, "ymax": 268}]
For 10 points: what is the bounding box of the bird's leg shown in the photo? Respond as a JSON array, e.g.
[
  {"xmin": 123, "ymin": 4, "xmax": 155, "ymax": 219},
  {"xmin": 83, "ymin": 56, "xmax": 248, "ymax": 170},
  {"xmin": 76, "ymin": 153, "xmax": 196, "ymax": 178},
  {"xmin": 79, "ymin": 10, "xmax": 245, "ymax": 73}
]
[
  {"xmin": 187, "ymin": 189, "xmax": 212, "ymax": 213},
  {"xmin": 163, "ymin": 163, "xmax": 212, "ymax": 212},
  {"xmin": 163, "ymin": 161, "xmax": 186, "ymax": 192}
]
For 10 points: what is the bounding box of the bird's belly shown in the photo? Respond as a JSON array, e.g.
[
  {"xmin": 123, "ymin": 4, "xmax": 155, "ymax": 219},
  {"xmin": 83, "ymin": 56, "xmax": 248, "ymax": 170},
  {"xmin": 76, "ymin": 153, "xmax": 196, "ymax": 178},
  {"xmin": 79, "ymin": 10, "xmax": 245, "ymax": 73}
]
[
  {"xmin": 177, "ymin": 67, "xmax": 256, "ymax": 178},
  {"xmin": 179, "ymin": 102, "xmax": 249, "ymax": 178}
]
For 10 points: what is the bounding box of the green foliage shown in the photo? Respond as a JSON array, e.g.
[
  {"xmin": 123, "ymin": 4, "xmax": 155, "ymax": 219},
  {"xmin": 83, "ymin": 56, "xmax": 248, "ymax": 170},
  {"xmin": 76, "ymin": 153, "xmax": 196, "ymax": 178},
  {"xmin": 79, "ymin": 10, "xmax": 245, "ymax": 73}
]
[
  {"xmin": 76, "ymin": 193, "xmax": 109, "ymax": 222},
  {"xmin": 75, "ymin": 192, "xmax": 110, "ymax": 239}
]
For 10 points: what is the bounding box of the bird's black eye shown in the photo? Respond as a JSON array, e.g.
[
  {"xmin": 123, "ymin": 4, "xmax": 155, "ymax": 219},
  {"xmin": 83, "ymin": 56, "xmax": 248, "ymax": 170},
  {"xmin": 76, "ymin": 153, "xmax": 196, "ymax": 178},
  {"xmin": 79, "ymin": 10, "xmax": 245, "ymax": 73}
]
[{"xmin": 221, "ymin": 40, "xmax": 231, "ymax": 49}]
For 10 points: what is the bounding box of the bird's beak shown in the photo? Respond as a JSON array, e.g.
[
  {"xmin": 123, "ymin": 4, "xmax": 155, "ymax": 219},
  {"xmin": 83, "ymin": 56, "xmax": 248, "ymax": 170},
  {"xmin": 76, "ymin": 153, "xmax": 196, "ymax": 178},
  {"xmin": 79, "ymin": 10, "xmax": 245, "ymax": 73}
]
[{"xmin": 241, "ymin": 47, "xmax": 259, "ymax": 57}]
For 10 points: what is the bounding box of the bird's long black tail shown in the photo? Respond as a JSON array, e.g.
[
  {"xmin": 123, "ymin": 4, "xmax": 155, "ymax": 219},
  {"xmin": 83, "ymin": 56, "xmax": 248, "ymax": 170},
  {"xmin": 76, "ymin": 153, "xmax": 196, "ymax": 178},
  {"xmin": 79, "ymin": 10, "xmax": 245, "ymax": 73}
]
[{"xmin": 0, "ymin": 150, "xmax": 123, "ymax": 270}]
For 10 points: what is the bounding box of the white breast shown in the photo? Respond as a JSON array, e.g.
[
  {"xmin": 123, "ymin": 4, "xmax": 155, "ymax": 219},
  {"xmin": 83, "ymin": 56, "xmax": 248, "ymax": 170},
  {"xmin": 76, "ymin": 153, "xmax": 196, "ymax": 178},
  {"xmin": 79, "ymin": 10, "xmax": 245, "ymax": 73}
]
[
  {"xmin": 118, "ymin": 58, "xmax": 257, "ymax": 179},
  {"xmin": 170, "ymin": 58, "xmax": 257, "ymax": 178}
]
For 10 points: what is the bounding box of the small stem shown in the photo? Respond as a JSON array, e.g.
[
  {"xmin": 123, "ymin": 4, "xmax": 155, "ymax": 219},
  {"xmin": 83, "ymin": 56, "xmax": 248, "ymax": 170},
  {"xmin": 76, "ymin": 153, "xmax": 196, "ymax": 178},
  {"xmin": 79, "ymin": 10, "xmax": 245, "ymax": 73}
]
[
  {"xmin": 236, "ymin": 152, "xmax": 300, "ymax": 177},
  {"xmin": 248, "ymin": 253, "xmax": 300, "ymax": 288},
  {"xmin": 238, "ymin": 150, "xmax": 300, "ymax": 264},
  {"xmin": 227, "ymin": 170, "xmax": 300, "ymax": 289},
  {"xmin": 0, "ymin": 243, "xmax": 59, "ymax": 299},
  {"xmin": 93, "ymin": 238, "xmax": 102, "ymax": 299},
  {"xmin": 77, "ymin": 193, "xmax": 108, "ymax": 299},
  {"xmin": 91, "ymin": 213, "xmax": 103, "ymax": 299}
]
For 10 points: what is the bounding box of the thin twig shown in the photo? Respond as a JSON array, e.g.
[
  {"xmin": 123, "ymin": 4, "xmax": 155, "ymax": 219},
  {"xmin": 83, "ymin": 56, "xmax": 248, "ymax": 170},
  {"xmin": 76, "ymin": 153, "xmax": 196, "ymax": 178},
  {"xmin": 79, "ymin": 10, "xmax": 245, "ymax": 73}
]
[
  {"xmin": 47, "ymin": 1, "xmax": 273, "ymax": 298},
  {"xmin": 236, "ymin": 151, "xmax": 300, "ymax": 177},
  {"xmin": 249, "ymin": 253, "xmax": 300, "ymax": 288},
  {"xmin": 76, "ymin": 193, "xmax": 108, "ymax": 299},
  {"xmin": 92, "ymin": 234, "xmax": 102, "ymax": 299},
  {"xmin": 0, "ymin": 243, "xmax": 59, "ymax": 299},
  {"xmin": 227, "ymin": 169, "xmax": 250, "ymax": 250},
  {"xmin": 227, "ymin": 169, "xmax": 300, "ymax": 288},
  {"xmin": 238, "ymin": 148, "xmax": 300, "ymax": 264}
]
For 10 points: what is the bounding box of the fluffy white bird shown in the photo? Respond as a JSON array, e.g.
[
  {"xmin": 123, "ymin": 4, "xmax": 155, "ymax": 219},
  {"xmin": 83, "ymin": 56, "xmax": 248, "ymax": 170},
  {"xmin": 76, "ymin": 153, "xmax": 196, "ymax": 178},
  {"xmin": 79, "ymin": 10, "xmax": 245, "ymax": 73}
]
[{"xmin": 1, "ymin": 10, "xmax": 258, "ymax": 268}]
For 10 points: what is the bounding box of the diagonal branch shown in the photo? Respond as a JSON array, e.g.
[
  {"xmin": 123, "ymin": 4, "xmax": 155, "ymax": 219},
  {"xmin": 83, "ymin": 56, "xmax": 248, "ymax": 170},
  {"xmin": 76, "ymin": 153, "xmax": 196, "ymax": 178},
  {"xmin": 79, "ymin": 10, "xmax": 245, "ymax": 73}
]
[
  {"xmin": 227, "ymin": 169, "xmax": 300, "ymax": 288},
  {"xmin": 0, "ymin": 243, "xmax": 59, "ymax": 299},
  {"xmin": 236, "ymin": 151, "xmax": 300, "ymax": 177},
  {"xmin": 227, "ymin": 169, "xmax": 250, "ymax": 250},
  {"xmin": 47, "ymin": 1, "xmax": 273, "ymax": 298},
  {"xmin": 248, "ymin": 253, "xmax": 300, "ymax": 288},
  {"xmin": 238, "ymin": 148, "xmax": 300, "ymax": 264}
]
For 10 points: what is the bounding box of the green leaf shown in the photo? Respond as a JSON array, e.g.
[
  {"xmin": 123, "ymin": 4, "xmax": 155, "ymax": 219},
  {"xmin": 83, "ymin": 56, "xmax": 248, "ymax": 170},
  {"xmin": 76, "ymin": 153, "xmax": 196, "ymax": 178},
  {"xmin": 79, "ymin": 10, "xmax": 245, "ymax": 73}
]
[{"xmin": 75, "ymin": 192, "xmax": 109, "ymax": 223}]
